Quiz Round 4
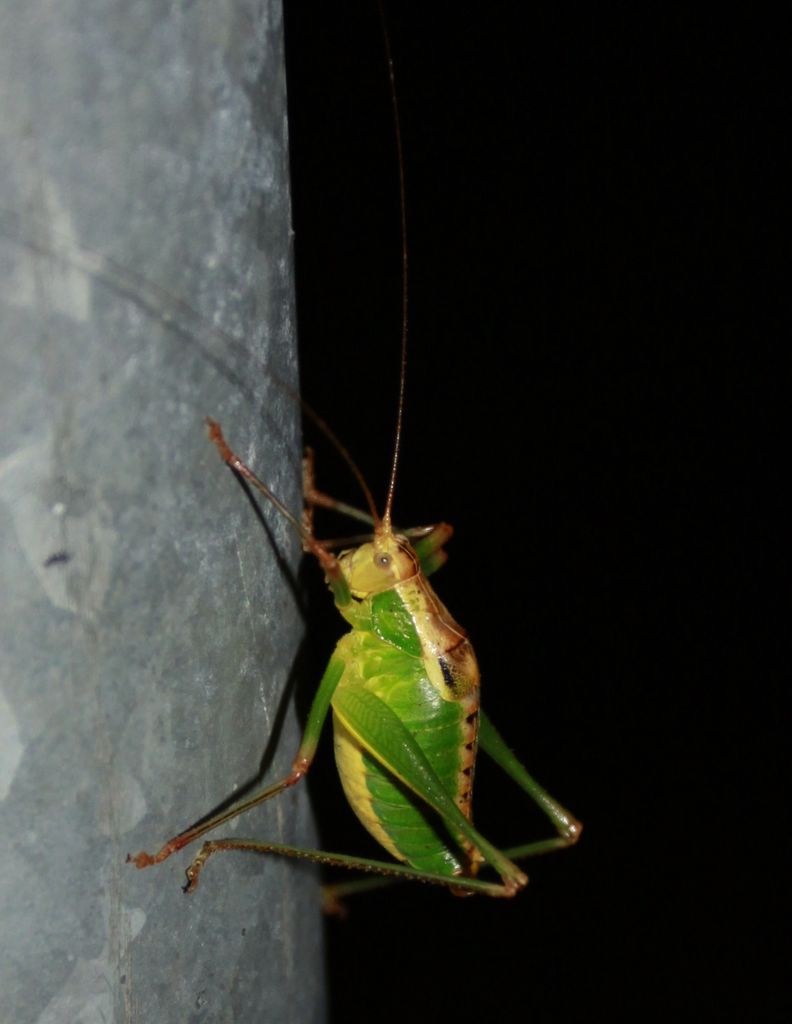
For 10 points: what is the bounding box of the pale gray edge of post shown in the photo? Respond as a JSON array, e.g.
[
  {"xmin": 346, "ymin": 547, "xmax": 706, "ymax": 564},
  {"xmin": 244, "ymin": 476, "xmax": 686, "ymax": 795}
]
[{"xmin": 0, "ymin": 1, "xmax": 326, "ymax": 1021}]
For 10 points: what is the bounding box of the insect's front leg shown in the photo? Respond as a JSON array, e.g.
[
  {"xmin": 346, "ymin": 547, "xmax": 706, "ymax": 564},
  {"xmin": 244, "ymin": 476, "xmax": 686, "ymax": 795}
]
[
  {"xmin": 127, "ymin": 654, "xmax": 346, "ymax": 873},
  {"xmin": 408, "ymin": 522, "xmax": 453, "ymax": 576}
]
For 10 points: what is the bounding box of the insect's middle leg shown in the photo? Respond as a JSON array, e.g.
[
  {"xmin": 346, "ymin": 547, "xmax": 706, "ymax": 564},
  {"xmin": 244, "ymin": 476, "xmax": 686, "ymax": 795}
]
[
  {"xmin": 127, "ymin": 655, "xmax": 345, "ymax": 870},
  {"xmin": 478, "ymin": 710, "xmax": 583, "ymax": 857}
]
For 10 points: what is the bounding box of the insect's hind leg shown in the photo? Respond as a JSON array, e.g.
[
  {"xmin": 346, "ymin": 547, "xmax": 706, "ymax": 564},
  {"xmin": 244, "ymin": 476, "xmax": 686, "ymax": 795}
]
[
  {"xmin": 333, "ymin": 685, "xmax": 528, "ymax": 895},
  {"xmin": 296, "ymin": 692, "xmax": 582, "ymax": 914},
  {"xmin": 479, "ymin": 710, "xmax": 583, "ymax": 857},
  {"xmin": 182, "ymin": 839, "xmax": 516, "ymax": 898}
]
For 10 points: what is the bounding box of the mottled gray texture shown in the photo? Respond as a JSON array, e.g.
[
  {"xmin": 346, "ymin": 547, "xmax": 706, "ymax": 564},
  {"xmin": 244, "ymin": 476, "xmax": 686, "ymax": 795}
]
[{"xmin": 0, "ymin": 1, "xmax": 325, "ymax": 1021}]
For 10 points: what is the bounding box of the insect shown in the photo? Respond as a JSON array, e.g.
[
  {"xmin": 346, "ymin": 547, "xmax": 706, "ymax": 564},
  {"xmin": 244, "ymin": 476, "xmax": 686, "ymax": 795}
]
[{"xmin": 128, "ymin": 6, "xmax": 582, "ymax": 902}]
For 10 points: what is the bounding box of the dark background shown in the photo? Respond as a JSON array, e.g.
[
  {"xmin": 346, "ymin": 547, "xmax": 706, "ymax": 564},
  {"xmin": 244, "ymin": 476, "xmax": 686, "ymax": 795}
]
[{"xmin": 283, "ymin": 4, "xmax": 782, "ymax": 1021}]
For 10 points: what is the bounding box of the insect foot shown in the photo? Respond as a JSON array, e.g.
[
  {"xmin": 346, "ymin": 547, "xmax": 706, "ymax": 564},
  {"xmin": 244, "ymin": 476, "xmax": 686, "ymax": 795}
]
[
  {"xmin": 127, "ymin": 837, "xmax": 181, "ymax": 869},
  {"xmin": 503, "ymin": 868, "xmax": 529, "ymax": 897},
  {"xmin": 126, "ymin": 851, "xmax": 154, "ymax": 868},
  {"xmin": 183, "ymin": 844, "xmax": 212, "ymax": 894},
  {"xmin": 320, "ymin": 886, "xmax": 350, "ymax": 920}
]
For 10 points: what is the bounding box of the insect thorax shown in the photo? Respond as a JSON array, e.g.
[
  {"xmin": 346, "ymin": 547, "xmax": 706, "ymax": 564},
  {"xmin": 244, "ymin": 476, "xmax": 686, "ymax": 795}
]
[{"xmin": 337, "ymin": 536, "xmax": 480, "ymax": 705}]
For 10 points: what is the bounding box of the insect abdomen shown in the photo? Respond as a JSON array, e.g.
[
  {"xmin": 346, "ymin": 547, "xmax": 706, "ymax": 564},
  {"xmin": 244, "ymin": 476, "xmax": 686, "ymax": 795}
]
[{"xmin": 332, "ymin": 646, "xmax": 478, "ymax": 877}]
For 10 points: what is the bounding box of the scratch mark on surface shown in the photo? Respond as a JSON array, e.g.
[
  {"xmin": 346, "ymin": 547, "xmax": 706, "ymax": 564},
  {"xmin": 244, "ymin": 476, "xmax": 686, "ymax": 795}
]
[
  {"xmin": 0, "ymin": 688, "xmax": 23, "ymax": 800},
  {"xmin": 234, "ymin": 539, "xmax": 257, "ymax": 638},
  {"xmin": 234, "ymin": 539, "xmax": 272, "ymax": 733},
  {"xmin": 1, "ymin": 178, "xmax": 92, "ymax": 321}
]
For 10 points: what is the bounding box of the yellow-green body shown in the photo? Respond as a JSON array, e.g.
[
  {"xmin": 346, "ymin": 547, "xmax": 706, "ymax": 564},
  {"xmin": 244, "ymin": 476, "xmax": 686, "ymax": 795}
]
[
  {"xmin": 329, "ymin": 532, "xmax": 482, "ymax": 879},
  {"xmin": 131, "ymin": 431, "xmax": 580, "ymax": 899}
]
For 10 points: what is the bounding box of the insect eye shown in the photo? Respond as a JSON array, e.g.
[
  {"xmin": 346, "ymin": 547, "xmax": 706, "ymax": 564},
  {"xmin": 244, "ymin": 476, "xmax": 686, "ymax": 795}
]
[{"xmin": 376, "ymin": 554, "xmax": 392, "ymax": 568}]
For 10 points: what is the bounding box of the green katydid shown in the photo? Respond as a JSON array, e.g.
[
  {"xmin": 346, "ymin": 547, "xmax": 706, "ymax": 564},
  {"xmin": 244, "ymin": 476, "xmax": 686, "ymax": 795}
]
[
  {"xmin": 128, "ymin": 6, "xmax": 582, "ymax": 902},
  {"xmin": 129, "ymin": 415, "xmax": 581, "ymax": 900}
]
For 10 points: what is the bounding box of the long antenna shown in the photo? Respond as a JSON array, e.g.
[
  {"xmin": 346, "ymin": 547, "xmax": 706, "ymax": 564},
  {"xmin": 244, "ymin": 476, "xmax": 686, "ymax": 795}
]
[{"xmin": 377, "ymin": 0, "xmax": 409, "ymax": 533}]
